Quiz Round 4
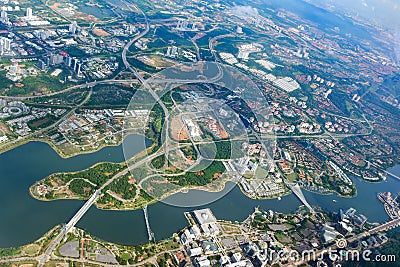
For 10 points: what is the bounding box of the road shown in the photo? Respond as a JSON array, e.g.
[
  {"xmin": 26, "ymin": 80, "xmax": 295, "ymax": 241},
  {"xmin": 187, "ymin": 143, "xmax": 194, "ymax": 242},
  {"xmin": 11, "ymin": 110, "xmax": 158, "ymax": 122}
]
[
  {"xmin": 208, "ymin": 34, "xmax": 234, "ymax": 62},
  {"xmin": 0, "ymin": 79, "xmax": 139, "ymax": 100},
  {"xmin": 0, "ymin": 88, "xmax": 93, "ymax": 152},
  {"xmin": 64, "ymin": 190, "xmax": 101, "ymax": 234},
  {"xmin": 143, "ymin": 205, "xmax": 154, "ymax": 241},
  {"xmin": 121, "ymin": 1, "xmax": 150, "ymax": 73},
  {"xmin": 35, "ymin": 145, "xmax": 165, "ymax": 266},
  {"xmin": 366, "ymin": 160, "xmax": 400, "ymax": 181}
]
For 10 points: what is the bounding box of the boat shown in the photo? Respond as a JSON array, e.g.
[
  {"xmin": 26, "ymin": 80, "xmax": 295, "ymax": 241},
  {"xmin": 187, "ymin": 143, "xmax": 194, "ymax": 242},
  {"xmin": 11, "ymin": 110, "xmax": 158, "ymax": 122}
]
[{"xmin": 332, "ymin": 199, "xmax": 337, "ymax": 203}]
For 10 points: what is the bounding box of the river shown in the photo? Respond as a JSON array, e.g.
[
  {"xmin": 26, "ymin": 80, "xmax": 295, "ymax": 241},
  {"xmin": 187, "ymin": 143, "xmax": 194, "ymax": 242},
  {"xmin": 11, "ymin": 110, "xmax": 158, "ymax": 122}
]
[{"xmin": 0, "ymin": 138, "xmax": 399, "ymax": 248}]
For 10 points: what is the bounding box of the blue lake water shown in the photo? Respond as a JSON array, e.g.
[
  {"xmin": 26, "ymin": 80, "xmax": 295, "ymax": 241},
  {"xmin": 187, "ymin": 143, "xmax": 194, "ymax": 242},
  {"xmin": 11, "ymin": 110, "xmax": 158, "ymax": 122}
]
[{"xmin": 0, "ymin": 137, "xmax": 399, "ymax": 247}]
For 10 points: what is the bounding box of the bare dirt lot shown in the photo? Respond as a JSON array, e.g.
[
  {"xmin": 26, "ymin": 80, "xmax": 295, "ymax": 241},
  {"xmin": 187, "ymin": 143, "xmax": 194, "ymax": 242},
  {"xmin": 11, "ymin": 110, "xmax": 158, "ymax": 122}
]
[
  {"xmin": 170, "ymin": 116, "xmax": 188, "ymax": 141},
  {"xmin": 92, "ymin": 27, "xmax": 111, "ymax": 37},
  {"xmin": 0, "ymin": 121, "xmax": 11, "ymax": 135}
]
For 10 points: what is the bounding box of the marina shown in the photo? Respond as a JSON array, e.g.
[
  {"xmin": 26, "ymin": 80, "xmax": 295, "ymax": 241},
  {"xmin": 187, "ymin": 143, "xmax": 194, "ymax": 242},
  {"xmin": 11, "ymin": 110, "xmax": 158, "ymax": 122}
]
[{"xmin": 378, "ymin": 191, "xmax": 400, "ymax": 219}]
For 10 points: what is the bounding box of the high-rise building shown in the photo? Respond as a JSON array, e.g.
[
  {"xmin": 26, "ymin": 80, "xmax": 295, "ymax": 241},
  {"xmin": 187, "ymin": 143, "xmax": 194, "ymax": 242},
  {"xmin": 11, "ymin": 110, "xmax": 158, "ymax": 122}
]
[
  {"xmin": 26, "ymin": 8, "xmax": 32, "ymax": 19},
  {"xmin": 75, "ymin": 63, "xmax": 82, "ymax": 76},
  {"xmin": 1, "ymin": 10, "xmax": 7, "ymax": 19},
  {"xmin": 47, "ymin": 53, "xmax": 64, "ymax": 65},
  {"xmin": 3, "ymin": 38, "xmax": 11, "ymax": 50},
  {"xmin": 71, "ymin": 58, "xmax": 78, "ymax": 71},
  {"xmin": 69, "ymin": 21, "xmax": 78, "ymax": 35},
  {"xmin": 36, "ymin": 59, "xmax": 47, "ymax": 71},
  {"xmin": 64, "ymin": 56, "xmax": 72, "ymax": 67},
  {"xmin": 0, "ymin": 37, "xmax": 11, "ymax": 55},
  {"xmin": 0, "ymin": 10, "xmax": 9, "ymax": 24}
]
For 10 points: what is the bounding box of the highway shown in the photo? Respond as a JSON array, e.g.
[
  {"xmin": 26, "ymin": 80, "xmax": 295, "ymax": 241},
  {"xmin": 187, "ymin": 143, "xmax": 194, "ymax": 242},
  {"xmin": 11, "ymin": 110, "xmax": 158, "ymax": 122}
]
[
  {"xmin": 120, "ymin": 5, "xmax": 177, "ymax": 167},
  {"xmin": 0, "ymin": 79, "xmax": 139, "ymax": 100},
  {"xmin": 64, "ymin": 190, "xmax": 101, "ymax": 234},
  {"xmin": 0, "ymin": 0, "xmax": 152, "ymax": 155},
  {"xmin": 35, "ymin": 156, "xmax": 142, "ymax": 267},
  {"xmin": 121, "ymin": 1, "xmax": 150, "ymax": 73},
  {"xmin": 0, "ymin": 88, "xmax": 93, "ymax": 153},
  {"xmin": 369, "ymin": 217, "xmax": 400, "ymax": 235},
  {"xmin": 208, "ymin": 34, "xmax": 234, "ymax": 62},
  {"xmin": 37, "ymin": 188, "xmax": 101, "ymax": 267}
]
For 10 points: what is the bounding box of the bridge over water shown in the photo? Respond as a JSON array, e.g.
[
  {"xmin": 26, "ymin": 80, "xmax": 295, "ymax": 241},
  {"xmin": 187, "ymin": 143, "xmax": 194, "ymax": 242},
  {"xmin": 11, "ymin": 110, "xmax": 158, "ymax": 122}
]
[
  {"xmin": 286, "ymin": 183, "xmax": 315, "ymax": 213},
  {"xmin": 63, "ymin": 190, "xmax": 101, "ymax": 235}
]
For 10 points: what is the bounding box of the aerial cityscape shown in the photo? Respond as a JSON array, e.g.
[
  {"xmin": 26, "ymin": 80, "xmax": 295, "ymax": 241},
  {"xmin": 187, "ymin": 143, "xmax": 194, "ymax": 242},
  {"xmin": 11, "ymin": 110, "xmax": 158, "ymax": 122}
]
[{"xmin": 0, "ymin": 0, "xmax": 399, "ymax": 266}]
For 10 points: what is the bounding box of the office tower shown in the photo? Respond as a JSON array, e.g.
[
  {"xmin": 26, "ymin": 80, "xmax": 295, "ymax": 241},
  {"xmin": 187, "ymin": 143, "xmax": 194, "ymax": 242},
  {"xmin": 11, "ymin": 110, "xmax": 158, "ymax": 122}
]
[
  {"xmin": 69, "ymin": 21, "xmax": 78, "ymax": 34},
  {"xmin": 26, "ymin": 8, "xmax": 32, "ymax": 19},
  {"xmin": 0, "ymin": 37, "xmax": 11, "ymax": 55},
  {"xmin": 1, "ymin": 10, "xmax": 7, "ymax": 19}
]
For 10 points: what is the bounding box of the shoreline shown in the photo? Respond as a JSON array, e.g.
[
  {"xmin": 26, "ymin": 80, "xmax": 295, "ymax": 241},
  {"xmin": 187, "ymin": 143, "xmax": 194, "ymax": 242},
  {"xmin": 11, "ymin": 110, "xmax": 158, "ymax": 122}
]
[
  {"xmin": 28, "ymin": 159, "xmax": 397, "ymax": 216},
  {"xmin": 0, "ymin": 131, "xmax": 146, "ymax": 159},
  {"xmin": 17, "ymin": 137, "xmax": 400, "ymax": 226},
  {"xmin": 0, "ymin": 137, "xmax": 124, "ymax": 160},
  {"xmin": 30, "ymin": 175, "xmax": 292, "ymax": 212},
  {"xmin": 29, "ymin": 160, "xmax": 126, "ymax": 200},
  {"xmin": 30, "ymin": 163, "xmax": 380, "ymax": 212}
]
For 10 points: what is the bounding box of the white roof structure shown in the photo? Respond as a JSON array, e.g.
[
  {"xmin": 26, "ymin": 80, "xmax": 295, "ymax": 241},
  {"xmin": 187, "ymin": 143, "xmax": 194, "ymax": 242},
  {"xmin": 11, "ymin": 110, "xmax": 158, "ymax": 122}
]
[{"xmin": 193, "ymin": 209, "xmax": 216, "ymax": 225}]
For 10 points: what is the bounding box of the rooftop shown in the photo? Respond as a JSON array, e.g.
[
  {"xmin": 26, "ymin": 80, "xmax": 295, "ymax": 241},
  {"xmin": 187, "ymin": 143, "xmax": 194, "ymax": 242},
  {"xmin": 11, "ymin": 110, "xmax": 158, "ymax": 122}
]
[{"xmin": 193, "ymin": 208, "xmax": 216, "ymax": 225}]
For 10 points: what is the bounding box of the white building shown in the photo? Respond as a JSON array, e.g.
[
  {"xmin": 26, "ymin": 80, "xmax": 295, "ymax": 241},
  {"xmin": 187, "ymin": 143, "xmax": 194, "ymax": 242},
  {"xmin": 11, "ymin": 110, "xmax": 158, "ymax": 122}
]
[
  {"xmin": 192, "ymin": 209, "xmax": 220, "ymax": 236},
  {"xmin": 0, "ymin": 37, "xmax": 11, "ymax": 55},
  {"xmin": 0, "ymin": 136, "xmax": 8, "ymax": 143},
  {"xmin": 272, "ymin": 77, "xmax": 300, "ymax": 92},
  {"xmin": 25, "ymin": 7, "xmax": 32, "ymax": 19},
  {"xmin": 0, "ymin": 10, "xmax": 6, "ymax": 19},
  {"xmin": 237, "ymin": 43, "xmax": 262, "ymax": 60},
  {"xmin": 184, "ymin": 118, "xmax": 201, "ymax": 139},
  {"xmin": 69, "ymin": 21, "xmax": 78, "ymax": 34}
]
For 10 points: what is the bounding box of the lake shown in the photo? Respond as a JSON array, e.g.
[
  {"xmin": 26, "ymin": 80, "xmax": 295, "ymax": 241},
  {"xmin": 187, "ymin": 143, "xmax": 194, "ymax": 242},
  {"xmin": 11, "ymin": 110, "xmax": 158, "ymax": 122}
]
[{"xmin": 0, "ymin": 137, "xmax": 399, "ymax": 247}]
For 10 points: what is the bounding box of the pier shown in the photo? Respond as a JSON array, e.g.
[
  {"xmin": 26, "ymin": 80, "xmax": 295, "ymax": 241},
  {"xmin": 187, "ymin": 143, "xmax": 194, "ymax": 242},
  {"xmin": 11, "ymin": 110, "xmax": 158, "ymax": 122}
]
[{"xmin": 143, "ymin": 206, "xmax": 154, "ymax": 241}]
